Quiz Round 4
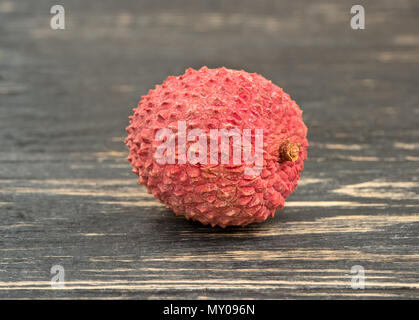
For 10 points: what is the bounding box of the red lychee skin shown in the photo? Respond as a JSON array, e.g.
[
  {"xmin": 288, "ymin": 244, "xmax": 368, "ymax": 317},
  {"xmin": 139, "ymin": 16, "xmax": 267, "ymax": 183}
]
[{"xmin": 125, "ymin": 67, "xmax": 308, "ymax": 228}]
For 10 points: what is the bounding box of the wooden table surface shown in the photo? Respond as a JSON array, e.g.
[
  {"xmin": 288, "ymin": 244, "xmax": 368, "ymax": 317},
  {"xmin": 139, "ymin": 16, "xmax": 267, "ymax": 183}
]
[{"xmin": 0, "ymin": 0, "xmax": 418, "ymax": 299}]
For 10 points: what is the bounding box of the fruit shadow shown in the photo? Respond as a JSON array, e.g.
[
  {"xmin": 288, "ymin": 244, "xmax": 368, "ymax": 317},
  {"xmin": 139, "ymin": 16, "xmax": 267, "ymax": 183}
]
[{"xmin": 167, "ymin": 209, "xmax": 279, "ymax": 237}]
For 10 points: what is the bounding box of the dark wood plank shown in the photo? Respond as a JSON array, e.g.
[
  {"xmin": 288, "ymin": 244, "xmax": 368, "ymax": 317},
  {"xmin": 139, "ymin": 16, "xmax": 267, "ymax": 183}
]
[{"xmin": 0, "ymin": 0, "xmax": 418, "ymax": 299}]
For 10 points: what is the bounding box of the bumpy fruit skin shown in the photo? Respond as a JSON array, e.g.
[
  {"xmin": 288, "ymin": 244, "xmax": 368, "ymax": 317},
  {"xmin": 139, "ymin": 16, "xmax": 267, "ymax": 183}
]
[{"xmin": 125, "ymin": 67, "xmax": 308, "ymax": 228}]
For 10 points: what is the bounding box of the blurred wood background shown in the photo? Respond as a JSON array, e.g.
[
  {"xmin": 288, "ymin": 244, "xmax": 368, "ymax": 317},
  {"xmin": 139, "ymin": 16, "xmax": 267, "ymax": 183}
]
[{"xmin": 0, "ymin": 0, "xmax": 418, "ymax": 299}]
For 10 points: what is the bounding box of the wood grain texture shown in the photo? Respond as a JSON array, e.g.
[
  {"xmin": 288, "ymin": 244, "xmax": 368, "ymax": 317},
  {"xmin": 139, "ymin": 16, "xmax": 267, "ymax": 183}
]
[{"xmin": 0, "ymin": 0, "xmax": 418, "ymax": 299}]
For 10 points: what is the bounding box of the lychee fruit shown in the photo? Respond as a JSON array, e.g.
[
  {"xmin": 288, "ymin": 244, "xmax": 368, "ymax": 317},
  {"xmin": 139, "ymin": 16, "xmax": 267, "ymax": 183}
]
[{"xmin": 125, "ymin": 67, "xmax": 308, "ymax": 228}]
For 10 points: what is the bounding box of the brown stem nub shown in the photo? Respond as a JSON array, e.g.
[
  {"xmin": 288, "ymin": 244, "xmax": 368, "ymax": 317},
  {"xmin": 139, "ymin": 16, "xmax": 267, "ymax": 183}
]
[{"xmin": 279, "ymin": 142, "xmax": 300, "ymax": 162}]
